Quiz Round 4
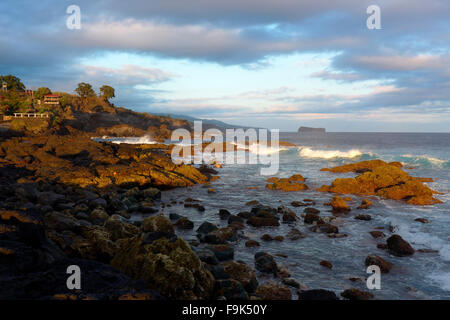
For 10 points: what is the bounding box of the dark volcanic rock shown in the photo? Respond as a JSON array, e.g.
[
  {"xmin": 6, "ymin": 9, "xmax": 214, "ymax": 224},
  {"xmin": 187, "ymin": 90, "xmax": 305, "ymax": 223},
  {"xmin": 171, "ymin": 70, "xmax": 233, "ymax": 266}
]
[
  {"xmin": 254, "ymin": 252, "xmax": 278, "ymax": 274},
  {"xmin": 387, "ymin": 235, "xmax": 415, "ymax": 256},
  {"xmin": 365, "ymin": 255, "xmax": 392, "ymax": 273},
  {"xmin": 303, "ymin": 207, "xmax": 320, "ymax": 214},
  {"xmin": 298, "ymin": 289, "xmax": 339, "ymax": 300},
  {"xmin": 354, "ymin": 214, "xmax": 372, "ymax": 221},
  {"xmin": 221, "ymin": 261, "xmax": 258, "ymax": 294},
  {"xmin": 341, "ymin": 288, "xmax": 374, "ymax": 300},
  {"xmin": 219, "ymin": 209, "xmax": 231, "ymax": 220},
  {"xmin": 174, "ymin": 217, "xmax": 194, "ymax": 230}
]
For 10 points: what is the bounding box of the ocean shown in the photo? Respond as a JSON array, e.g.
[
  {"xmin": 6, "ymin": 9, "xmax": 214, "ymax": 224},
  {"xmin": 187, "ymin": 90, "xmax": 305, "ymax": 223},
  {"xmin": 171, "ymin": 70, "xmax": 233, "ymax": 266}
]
[{"xmin": 101, "ymin": 132, "xmax": 450, "ymax": 299}]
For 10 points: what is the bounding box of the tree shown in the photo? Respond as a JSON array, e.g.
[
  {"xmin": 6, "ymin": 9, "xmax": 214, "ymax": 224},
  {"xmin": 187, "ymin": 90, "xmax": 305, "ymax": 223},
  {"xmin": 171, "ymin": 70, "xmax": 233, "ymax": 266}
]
[
  {"xmin": 0, "ymin": 74, "xmax": 25, "ymax": 91},
  {"xmin": 75, "ymin": 82, "xmax": 96, "ymax": 98},
  {"xmin": 34, "ymin": 87, "xmax": 52, "ymax": 100},
  {"xmin": 99, "ymin": 85, "xmax": 115, "ymax": 101}
]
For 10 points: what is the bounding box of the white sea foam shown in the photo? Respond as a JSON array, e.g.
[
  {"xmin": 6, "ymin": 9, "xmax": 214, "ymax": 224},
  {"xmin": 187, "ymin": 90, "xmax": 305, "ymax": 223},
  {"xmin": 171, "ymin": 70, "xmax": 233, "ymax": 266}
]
[
  {"xmin": 298, "ymin": 147, "xmax": 364, "ymax": 159},
  {"xmin": 248, "ymin": 144, "xmax": 288, "ymax": 155},
  {"xmin": 93, "ymin": 135, "xmax": 158, "ymax": 145},
  {"xmin": 428, "ymin": 273, "xmax": 450, "ymax": 291},
  {"xmin": 400, "ymin": 154, "xmax": 447, "ymax": 166}
]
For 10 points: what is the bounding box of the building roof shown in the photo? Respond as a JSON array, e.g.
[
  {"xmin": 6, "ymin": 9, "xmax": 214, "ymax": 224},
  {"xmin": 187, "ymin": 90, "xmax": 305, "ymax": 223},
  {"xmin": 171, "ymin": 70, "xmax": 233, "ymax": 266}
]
[{"xmin": 44, "ymin": 94, "xmax": 61, "ymax": 98}]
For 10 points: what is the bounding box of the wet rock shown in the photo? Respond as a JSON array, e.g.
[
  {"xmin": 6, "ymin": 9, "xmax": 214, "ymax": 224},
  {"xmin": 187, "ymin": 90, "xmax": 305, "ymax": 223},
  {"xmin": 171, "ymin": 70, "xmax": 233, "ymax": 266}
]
[
  {"xmin": 261, "ymin": 234, "xmax": 274, "ymax": 241},
  {"xmin": 174, "ymin": 217, "xmax": 194, "ymax": 230},
  {"xmin": 303, "ymin": 207, "xmax": 320, "ymax": 214},
  {"xmin": 365, "ymin": 255, "xmax": 392, "ymax": 273},
  {"xmin": 247, "ymin": 216, "xmax": 279, "ymax": 227},
  {"xmin": 304, "ymin": 213, "xmax": 322, "ymax": 224},
  {"xmin": 214, "ymin": 279, "xmax": 248, "ymax": 300},
  {"xmin": 320, "ymin": 260, "xmax": 333, "ymax": 269},
  {"xmin": 208, "ymin": 244, "xmax": 235, "ymax": 261},
  {"xmin": 196, "ymin": 221, "xmax": 218, "ymax": 235},
  {"xmin": 387, "ymin": 235, "xmax": 415, "ymax": 256},
  {"xmin": 310, "ymin": 222, "xmax": 339, "ymax": 234},
  {"xmin": 266, "ymin": 175, "xmax": 308, "ymax": 192},
  {"xmin": 219, "ymin": 209, "xmax": 231, "ymax": 220},
  {"xmin": 318, "ymin": 160, "xmax": 441, "ymax": 205},
  {"xmin": 291, "ymin": 201, "xmax": 306, "ymax": 207},
  {"xmin": 227, "ymin": 215, "xmax": 244, "ymax": 225},
  {"xmin": 357, "ymin": 199, "xmax": 373, "ymax": 209},
  {"xmin": 89, "ymin": 207, "xmax": 109, "ymax": 225},
  {"xmin": 298, "ymin": 289, "xmax": 339, "ymax": 300},
  {"xmin": 370, "ymin": 231, "xmax": 386, "ymax": 239},
  {"xmin": 354, "ymin": 214, "xmax": 372, "ymax": 221},
  {"xmin": 254, "ymin": 252, "xmax": 278, "ymax": 274},
  {"xmin": 200, "ymin": 227, "xmax": 238, "ymax": 244},
  {"xmin": 282, "ymin": 210, "xmax": 298, "ymax": 222},
  {"xmin": 184, "ymin": 203, "xmax": 205, "ymax": 212},
  {"xmin": 111, "ymin": 234, "xmax": 215, "ymax": 299},
  {"xmin": 286, "ymin": 228, "xmax": 306, "ymax": 240},
  {"xmin": 141, "ymin": 187, "xmax": 161, "ymax": 200},
  {"xmin": 331, "ymin": 196, "xmax": 351, "ymax": 213},
  {"xmin": 414, "ymin": 218, "xmax": 430, "ymax": 224},
  {"xmin": 341, "ymin": 288, "xmax": 374, "ymax": 300},
  {"xmin": 141, "ymin": 215, "xmax": 174, "ymax": 234},
  {"xmin": 205, "ymin": 264, "xmax": 230, "ymax": 280},
  {"xmin": 255, "ymin": 282, "xmax": 291, "ymax": 300},
  {"xmin": 222, "ymin": 261, "xmax": 258, "ymax": 294},
  {"xmin": 90, "ymin": 197, "xmax": 107, "ymax": 208},
  {"xmin": 245, "ymin": 240, "xmax": 260, "ymax": 247},
  {"xmin": 169, "ymin": 213, "xmax": 182, "ymax": 221},
  {"xmin": 237, "ymin": 211, "xmax": 252, "ymax": 219},
  {"xmin": 282, "ymin": 278, "xmax": 302, "ymax": 289},
  {"xmin": 104, "ymin": 215, "xmax": 139, "ymax": 241},
  {"xmin": 245, "ymin": 200, "xmax": 260, "ymax": 206},
  {"xmin": 196, "ymin": 248, "xmax": 219, "ymax": 265},
  {"xmin": 377, "ymin": 243, "xmax": 388, "ymax": 250}
]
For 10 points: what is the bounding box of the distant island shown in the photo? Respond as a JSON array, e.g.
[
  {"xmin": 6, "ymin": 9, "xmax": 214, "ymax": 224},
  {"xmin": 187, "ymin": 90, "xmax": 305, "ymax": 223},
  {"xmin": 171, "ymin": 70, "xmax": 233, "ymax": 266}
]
[{"xmin": 298, "ymin": 126, "xmax": 326, "ymax": 133}]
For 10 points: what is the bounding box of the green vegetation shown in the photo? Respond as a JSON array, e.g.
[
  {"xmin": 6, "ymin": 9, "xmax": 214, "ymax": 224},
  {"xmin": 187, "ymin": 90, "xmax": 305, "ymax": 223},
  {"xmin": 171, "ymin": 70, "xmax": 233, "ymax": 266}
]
[
  {"xmin": 0, "ymin": 74, "xmax": 25, "ymax": 92},
  {"xmin": 99, "ymin": 85, "xmax": 115, "ymax": 102},
  {"xmin": 75, "ymin": 82, "xmax": 96, "ymax": 98},
  {"xmin": 34, "ymin": 87, "xmax": 52, "ymax": 100}
]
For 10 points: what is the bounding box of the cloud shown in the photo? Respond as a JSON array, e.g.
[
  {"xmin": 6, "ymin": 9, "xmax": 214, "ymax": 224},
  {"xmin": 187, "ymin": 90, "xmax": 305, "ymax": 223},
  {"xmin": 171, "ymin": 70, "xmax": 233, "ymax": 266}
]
[{"xmin": 80, "ymin": 64, "xmax": 174, "ymax": 86}]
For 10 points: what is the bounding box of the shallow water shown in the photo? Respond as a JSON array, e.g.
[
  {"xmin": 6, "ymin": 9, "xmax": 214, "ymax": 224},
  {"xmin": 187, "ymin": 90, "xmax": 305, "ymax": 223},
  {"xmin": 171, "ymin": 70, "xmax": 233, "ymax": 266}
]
[{"xmin": 126, "ymin": 132, "xmax": 450, "ymax": 299}]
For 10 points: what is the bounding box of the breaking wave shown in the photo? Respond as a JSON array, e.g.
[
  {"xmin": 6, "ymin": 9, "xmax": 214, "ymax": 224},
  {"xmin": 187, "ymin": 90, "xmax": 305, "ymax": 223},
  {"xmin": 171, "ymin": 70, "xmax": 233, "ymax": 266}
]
[
  {"xmin": 92, "ymin": 135, "xmax": 158, "ymax": 145},
  {"xmin": 298, "ymin": 147, "xmax": 368, "ymax": 159}
]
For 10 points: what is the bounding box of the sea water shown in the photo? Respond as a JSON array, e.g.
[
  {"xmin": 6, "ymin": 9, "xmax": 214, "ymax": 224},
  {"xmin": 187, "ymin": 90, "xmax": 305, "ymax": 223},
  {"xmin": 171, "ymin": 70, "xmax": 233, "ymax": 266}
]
[{"xmin": 104, "ymin": 132, "xmax": 450, "ymax": 299}]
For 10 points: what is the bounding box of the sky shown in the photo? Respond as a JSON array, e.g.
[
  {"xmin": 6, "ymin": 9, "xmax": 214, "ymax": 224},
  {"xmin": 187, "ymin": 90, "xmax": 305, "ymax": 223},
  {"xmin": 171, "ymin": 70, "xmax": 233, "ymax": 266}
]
[{"xmin": 0, "ymin": 0, "xmax": 449, "ymax": 132}]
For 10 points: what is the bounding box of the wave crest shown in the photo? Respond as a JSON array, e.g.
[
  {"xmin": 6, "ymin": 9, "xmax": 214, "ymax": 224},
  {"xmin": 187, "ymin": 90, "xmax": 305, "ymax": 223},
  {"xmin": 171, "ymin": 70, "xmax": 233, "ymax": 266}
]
[{"xmin": 298, "ymin": 147, "xmax": 364, "ymax": 159}]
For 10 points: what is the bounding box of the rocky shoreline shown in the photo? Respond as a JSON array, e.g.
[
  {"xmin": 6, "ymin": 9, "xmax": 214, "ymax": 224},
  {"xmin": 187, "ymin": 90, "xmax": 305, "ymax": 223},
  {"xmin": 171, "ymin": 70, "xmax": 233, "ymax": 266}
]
[{"xmin": 0, "ymin": 129, "xmax": 443, "ymax": 300}]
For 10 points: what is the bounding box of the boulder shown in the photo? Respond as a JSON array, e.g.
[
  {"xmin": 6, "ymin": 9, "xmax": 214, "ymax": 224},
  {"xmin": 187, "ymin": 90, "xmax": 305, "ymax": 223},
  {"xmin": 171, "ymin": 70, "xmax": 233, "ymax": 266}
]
[
  {"xmin": 318, "ymin": 160, "xmax": 441, "ymax": 205},
  {"xmin": 111, "ymin": 234, "xmax": 215, "ymax": 299},
  {"xmin": 221, "ymin": 261, "xmax": 258, "ymax": 294},
  {"xmin": 330, "ymin": 196, "xmax": 350, "ymax": 213},
  {"xmin": 365, "ymin": 255, "xmax": 392, "ymax": 273},
  {"xmin": 174, "ymin": 217, "xmax": 194, "ymax": 230},
  {"xmin": 245, "ymin": 240, "xmax": 260, "ymax": 247},
  {"xmin": 255, "ymin": 282, "xmax": 291, "ymax": 300},
  {"xmin": 354, "ymin": 214, "xmax": 372, "ymax": 221},
  {"xmin": 298, "ymin": 289, "xmax": 338, "ymax": 300},
  {"xmin": 254, "ymin": 252, "xmax": 278, "ymax": 274},
  {"xmin": 141, "ymin": 215, "xmax": 174, "ymax": 234},
  {"xmin": 341, "ymin": 288, "xmax": 374, "ymax": 300},
  {"xmin": 387, "ymin": 235, "xmax": 415, "ymax": 256}
]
